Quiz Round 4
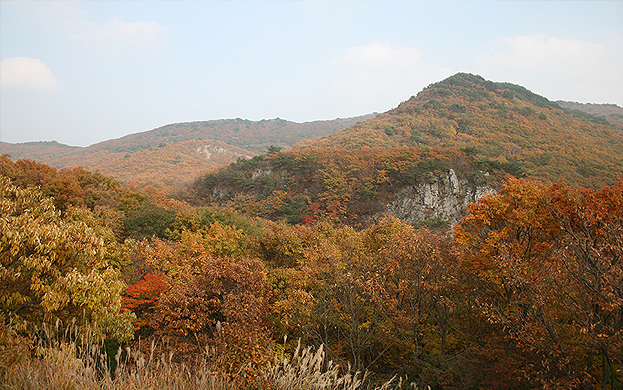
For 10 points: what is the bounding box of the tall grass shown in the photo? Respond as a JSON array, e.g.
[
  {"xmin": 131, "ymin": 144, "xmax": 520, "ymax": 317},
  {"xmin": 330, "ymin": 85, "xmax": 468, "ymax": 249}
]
[
  {"xmin": 265, "ymin": 341, "xmax": 423, "ymax": 390},
  {"xmin": 1, "ymin": 328, "xmax": 426, "ymax": 390},
  {"xmin": 1, "ymin": 336, "xmax": 231, "ymax": 390},
  {"xmin": 266, "ymin": 342, "xmax": 365, "ymax": 390}
]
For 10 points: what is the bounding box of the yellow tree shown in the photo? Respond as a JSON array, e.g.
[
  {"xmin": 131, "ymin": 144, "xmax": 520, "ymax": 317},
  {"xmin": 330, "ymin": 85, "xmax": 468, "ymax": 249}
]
[
  {"xmin": 361, "ymin": 218, "xmax": 460, "ymax": 362},
  {"xmin": 0, "ymin": 176, "xmax": 133, "ymax": 342}
]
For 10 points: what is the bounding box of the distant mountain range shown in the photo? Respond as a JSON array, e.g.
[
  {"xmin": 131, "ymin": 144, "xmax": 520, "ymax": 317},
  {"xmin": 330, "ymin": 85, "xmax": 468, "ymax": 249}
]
[
  {"xmin": 0, "ymin": 115, "xmax": 375, "ymax": 192},
  {"xmin": 2, "ymin": 73, "xmax": 623, "ymax": 194}
]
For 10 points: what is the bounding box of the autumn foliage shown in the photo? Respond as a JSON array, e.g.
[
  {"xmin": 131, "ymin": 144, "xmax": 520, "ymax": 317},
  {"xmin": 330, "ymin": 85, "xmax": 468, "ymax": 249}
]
[
  {"xmin": 0, "ymin": 176, "xmax": 133, "ymax": 342},
  {"xmin": 455, "ymin": 177, "xmax": 623, "ymax": 388},
  {"xmin": 2, "ymin": 153, "xmax": 623, "ymax": 389},
  {"xmin": 304, "ymin": 73, "xmax": 623, "ymax": 188},
  {"xmin": 4, "ymin": 73, "xmax": 623, "ymax": 388}
]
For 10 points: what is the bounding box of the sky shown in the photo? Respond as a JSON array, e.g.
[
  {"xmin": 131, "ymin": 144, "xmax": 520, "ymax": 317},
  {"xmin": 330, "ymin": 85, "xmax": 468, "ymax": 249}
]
[{"xmin": 1, "ymin": 1, "xmax": 622, "ymax": 147}]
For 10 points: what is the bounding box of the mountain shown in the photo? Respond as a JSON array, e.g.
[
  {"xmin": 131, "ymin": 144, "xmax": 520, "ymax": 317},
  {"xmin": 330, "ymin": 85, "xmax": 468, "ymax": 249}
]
[
  {"xmin": 0, "ymin": 141, "xmax": 80, "ymax": 162},
  {"xmin": 297, "ymin": 73, "xmax": 623, "ymax": 187},
  {"xmin": 72, "ymin": 115, "xmax": 376, "ymax": 155},
  {"xmin": 0, "ymin": 115, "xmax": 374, "ymax": 193},
  {"xmin": 190, "ymin": 146, "xmax": 499, "ymax": 229},
  {"xmin": 189, "ymin": 73, "xmax": 623, "ymax": 229},
  {"xmin": 556, "ymin": 100, "xmax": 623, "ymax": 126}
]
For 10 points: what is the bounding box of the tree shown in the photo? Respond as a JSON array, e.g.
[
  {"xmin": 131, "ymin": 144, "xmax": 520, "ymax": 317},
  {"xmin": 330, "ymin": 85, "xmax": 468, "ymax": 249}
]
[
  {"xmin": 454, "ymin": 177, "xmax": 623, "ymax": 389},
  {"xmin": 262, "ymin": 218, "xmax": 467, "ymax": 384},
  {"xmin": 122, "ymin": 272, "xmax": 169, "ymax": 337},
  {"xmin": 361, "ymin": 219, "xmax": 461, "ymax": 369},
  {"xmin": 0, "ymin": 176, "xmax": 133, "ymax": 342},
  {"xmin": 123, "ymin": 201, "xmax": 176, "ymax": 240},
  {"xmin": 267, "ymin": 145, "xmax": 283, "ymax": 155},
  {"xmin": 127, "ymin": 224, "xmax": 274, "ymax": 385}
]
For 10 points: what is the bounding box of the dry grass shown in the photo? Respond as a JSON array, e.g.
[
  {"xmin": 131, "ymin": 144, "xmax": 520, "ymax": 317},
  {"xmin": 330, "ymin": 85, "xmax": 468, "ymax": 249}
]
[
  {"xmin": 1, "ymin": 332, "xmax": 426, "ymax": 390},
  {"xmin": 1, "ymin": 337, "xmax": 231, "ymax": 390},
  {"xmin": 266, "ymin": 342, "xmax": 365, "ymax": 390},
  {"xmin": 265, "ymin": 341, "xmax": 424, "ymax": 390}
]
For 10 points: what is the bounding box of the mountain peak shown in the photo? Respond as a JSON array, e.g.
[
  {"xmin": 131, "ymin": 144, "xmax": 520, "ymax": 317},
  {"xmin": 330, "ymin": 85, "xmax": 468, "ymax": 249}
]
[
  {"xmin": 419, "ymin": 72, "xmax": 558, "ymax": 109},
  {"xmin": 298, "ymin": 74, "xmax": 623, "ymax": 187}
]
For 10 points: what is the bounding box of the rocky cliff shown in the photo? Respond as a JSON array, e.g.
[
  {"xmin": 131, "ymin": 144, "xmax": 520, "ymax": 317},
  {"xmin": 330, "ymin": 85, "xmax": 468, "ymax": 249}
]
[{"xmin": 381, "ymin": 169, "xmax": 496, "ymax": 228}]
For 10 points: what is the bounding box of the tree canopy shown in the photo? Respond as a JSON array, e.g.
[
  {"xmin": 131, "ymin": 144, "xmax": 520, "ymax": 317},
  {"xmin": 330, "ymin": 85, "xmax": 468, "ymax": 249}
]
[{"xmin": 0, "ymin": 176, "xmax": 133, "ymax": 342}]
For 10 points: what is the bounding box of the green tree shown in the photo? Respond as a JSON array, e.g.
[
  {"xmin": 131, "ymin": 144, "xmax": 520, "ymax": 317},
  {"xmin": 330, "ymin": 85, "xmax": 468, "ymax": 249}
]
[
  {"xmin": 267, "ymin": 145, "xmax": 283, "ymax": 155},
  {"xmin": 123, "ymin": 201, "xmax": 176, "ymax": 240}
]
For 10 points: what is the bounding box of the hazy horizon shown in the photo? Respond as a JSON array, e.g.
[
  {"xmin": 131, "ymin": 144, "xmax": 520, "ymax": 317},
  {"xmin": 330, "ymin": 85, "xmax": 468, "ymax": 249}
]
[{"xmin": 2, "ymin": 1, "xmax": 622, "ymax": 147}]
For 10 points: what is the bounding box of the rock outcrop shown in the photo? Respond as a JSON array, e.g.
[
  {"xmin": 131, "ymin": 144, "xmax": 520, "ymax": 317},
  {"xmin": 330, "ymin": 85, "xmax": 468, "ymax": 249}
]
[{"xmin": 382, "ymin": 169, "xmax": 496, "ymax": 229}]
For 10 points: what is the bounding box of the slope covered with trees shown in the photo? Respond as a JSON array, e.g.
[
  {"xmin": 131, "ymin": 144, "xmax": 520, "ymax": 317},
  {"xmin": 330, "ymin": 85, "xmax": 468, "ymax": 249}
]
[
  {"xmin": 557, "ymin": 100, "xmax": 623, "ymax": 126},
  {"xmin": 299, "ymin": 73, "xmax": 623, "ymax": 187},
  {"xmin": 0, "ymin": 115, "xmax": 375, "ymax": 194},
  {"xmin": 2, "ymin": 158, "xmax": 621, "ymax": 389},
  {"xmin": 46, "ymin": 139, "xmax": 255, "ymax": 194},
  {"xmin": 189, "ymin": 146, "xmax": 517, "ymax": 229},
  {"xmin": 88, "ymin": 115, "xmax": 376, "ymax": 154},
  {"xmin": 0, "ymin": 141, "xmax": 80, "ymax": 162},
  {"xmin": 182, "ymin": 75, "xmax": 623, "ymax": 232}
]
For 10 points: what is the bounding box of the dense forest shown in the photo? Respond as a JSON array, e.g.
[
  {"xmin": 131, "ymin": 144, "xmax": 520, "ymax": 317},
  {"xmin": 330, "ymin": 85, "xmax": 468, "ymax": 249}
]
[
  {"xmin": 1, "ymin": 73, "xmax": 623, "ymax": 389},
  {"xmin": 1, "ymin": 152, "xmax": 622, "ymax": 389}
]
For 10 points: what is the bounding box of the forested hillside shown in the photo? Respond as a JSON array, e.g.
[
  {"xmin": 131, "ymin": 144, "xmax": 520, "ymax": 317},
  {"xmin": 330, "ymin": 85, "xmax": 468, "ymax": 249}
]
[
  {"xmin": 557, "ymin": 100, "xmax": 623, "ymax": 126},
  {"xmin": 0, "ymin": 140, "xmax": 80, "ymax": 162},
  {"xmin": 299, "ymin": 73, "xmax": 623, "ymax": 187},
  {"xmin": 47, "ymin": 139, "xmax": 255, "ymax": 193},
  {"xmin": 93, "ymin": 115, "xmax": 376, "ymax": 154},
  {"xmin": 0, "ymin": 115, "xmax": 374, "ymax": 193},
  {"xmin": 189, "ymin": 146, "xmax": 509, "ymax": 229},
  {"xmin": 185, "ymin": 74, "xmax": 623, "ymax": 229},
  {"xmin": 2, "ymin": 155, "xmax": 621, "ymax": 389}
]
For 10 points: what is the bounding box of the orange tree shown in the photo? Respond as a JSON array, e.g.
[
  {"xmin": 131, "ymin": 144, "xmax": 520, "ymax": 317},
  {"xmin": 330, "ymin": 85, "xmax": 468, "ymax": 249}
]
[
  {"xmin": 252, "ymin": 218, "xmax": 470, "ymax": 386},
  {"xmin": 357, "ymin": 218, "xmax": 469, "ymax": 384},
  {"xmin": 124, "ymin": 221, "xmax": 274, "ymax": 386},
  {"xmin": 454, "ymin": 177, "xmax": 623, "ymax": 389}
]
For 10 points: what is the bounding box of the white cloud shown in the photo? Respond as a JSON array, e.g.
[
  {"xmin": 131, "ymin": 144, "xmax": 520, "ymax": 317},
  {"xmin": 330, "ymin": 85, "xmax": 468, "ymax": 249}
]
[
  {"xmin": 72, "ymin": 17, "xmax": 169, "ymax": 49},
  {"xmin": 474, "ymin": 34, "xmax": 623, "ymax": 104},
  {"xmin": 1, "ymin": 57, "xmax": 59, "ymax": 91},
  {"xmin": 476, "ymin": 35, "xmax": 605, "ymax": 76},
  {"xmin": 327, "ymin": 42, "xmax": 453, "ymax": 113}
]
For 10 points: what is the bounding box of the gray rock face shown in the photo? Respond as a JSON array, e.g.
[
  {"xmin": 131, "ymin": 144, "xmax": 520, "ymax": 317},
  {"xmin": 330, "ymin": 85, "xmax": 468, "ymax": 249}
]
[{"xmin": 381, "ymin": 169, "xmax": 496, "ymax": 228}]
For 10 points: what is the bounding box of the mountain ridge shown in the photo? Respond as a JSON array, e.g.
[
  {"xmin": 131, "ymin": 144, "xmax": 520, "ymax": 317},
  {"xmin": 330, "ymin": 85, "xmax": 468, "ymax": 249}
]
[
  {"xmin": 0, "ymin": 114, "xmax": 375, "ymax": 192},
  {"xmin": 556, "ymin": 100, "xmax": 623, "ymax": 125},
  {"xmin": 296, "ymin": 73, "xmax": 623, "ymax": 187}
]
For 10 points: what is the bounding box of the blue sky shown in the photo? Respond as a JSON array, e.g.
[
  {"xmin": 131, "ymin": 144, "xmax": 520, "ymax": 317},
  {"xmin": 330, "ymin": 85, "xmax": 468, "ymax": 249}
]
[{"xmin": 1, "ymin": 1, "xmax": 622, "ymax": 147}]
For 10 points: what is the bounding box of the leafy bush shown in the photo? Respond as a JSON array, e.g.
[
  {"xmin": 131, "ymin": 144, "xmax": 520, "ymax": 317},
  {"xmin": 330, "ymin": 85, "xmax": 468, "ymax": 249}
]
[
  {"xmin": 123, "ymin": 202, "xmax": 176, "ymax": 240},
  {"xmin": 384, "ymin": 126, "xmax": 396, "ymax": 136},
  {"xmin": 0, "ymin": 177, "xmax": 133, "ymax": 343}
]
